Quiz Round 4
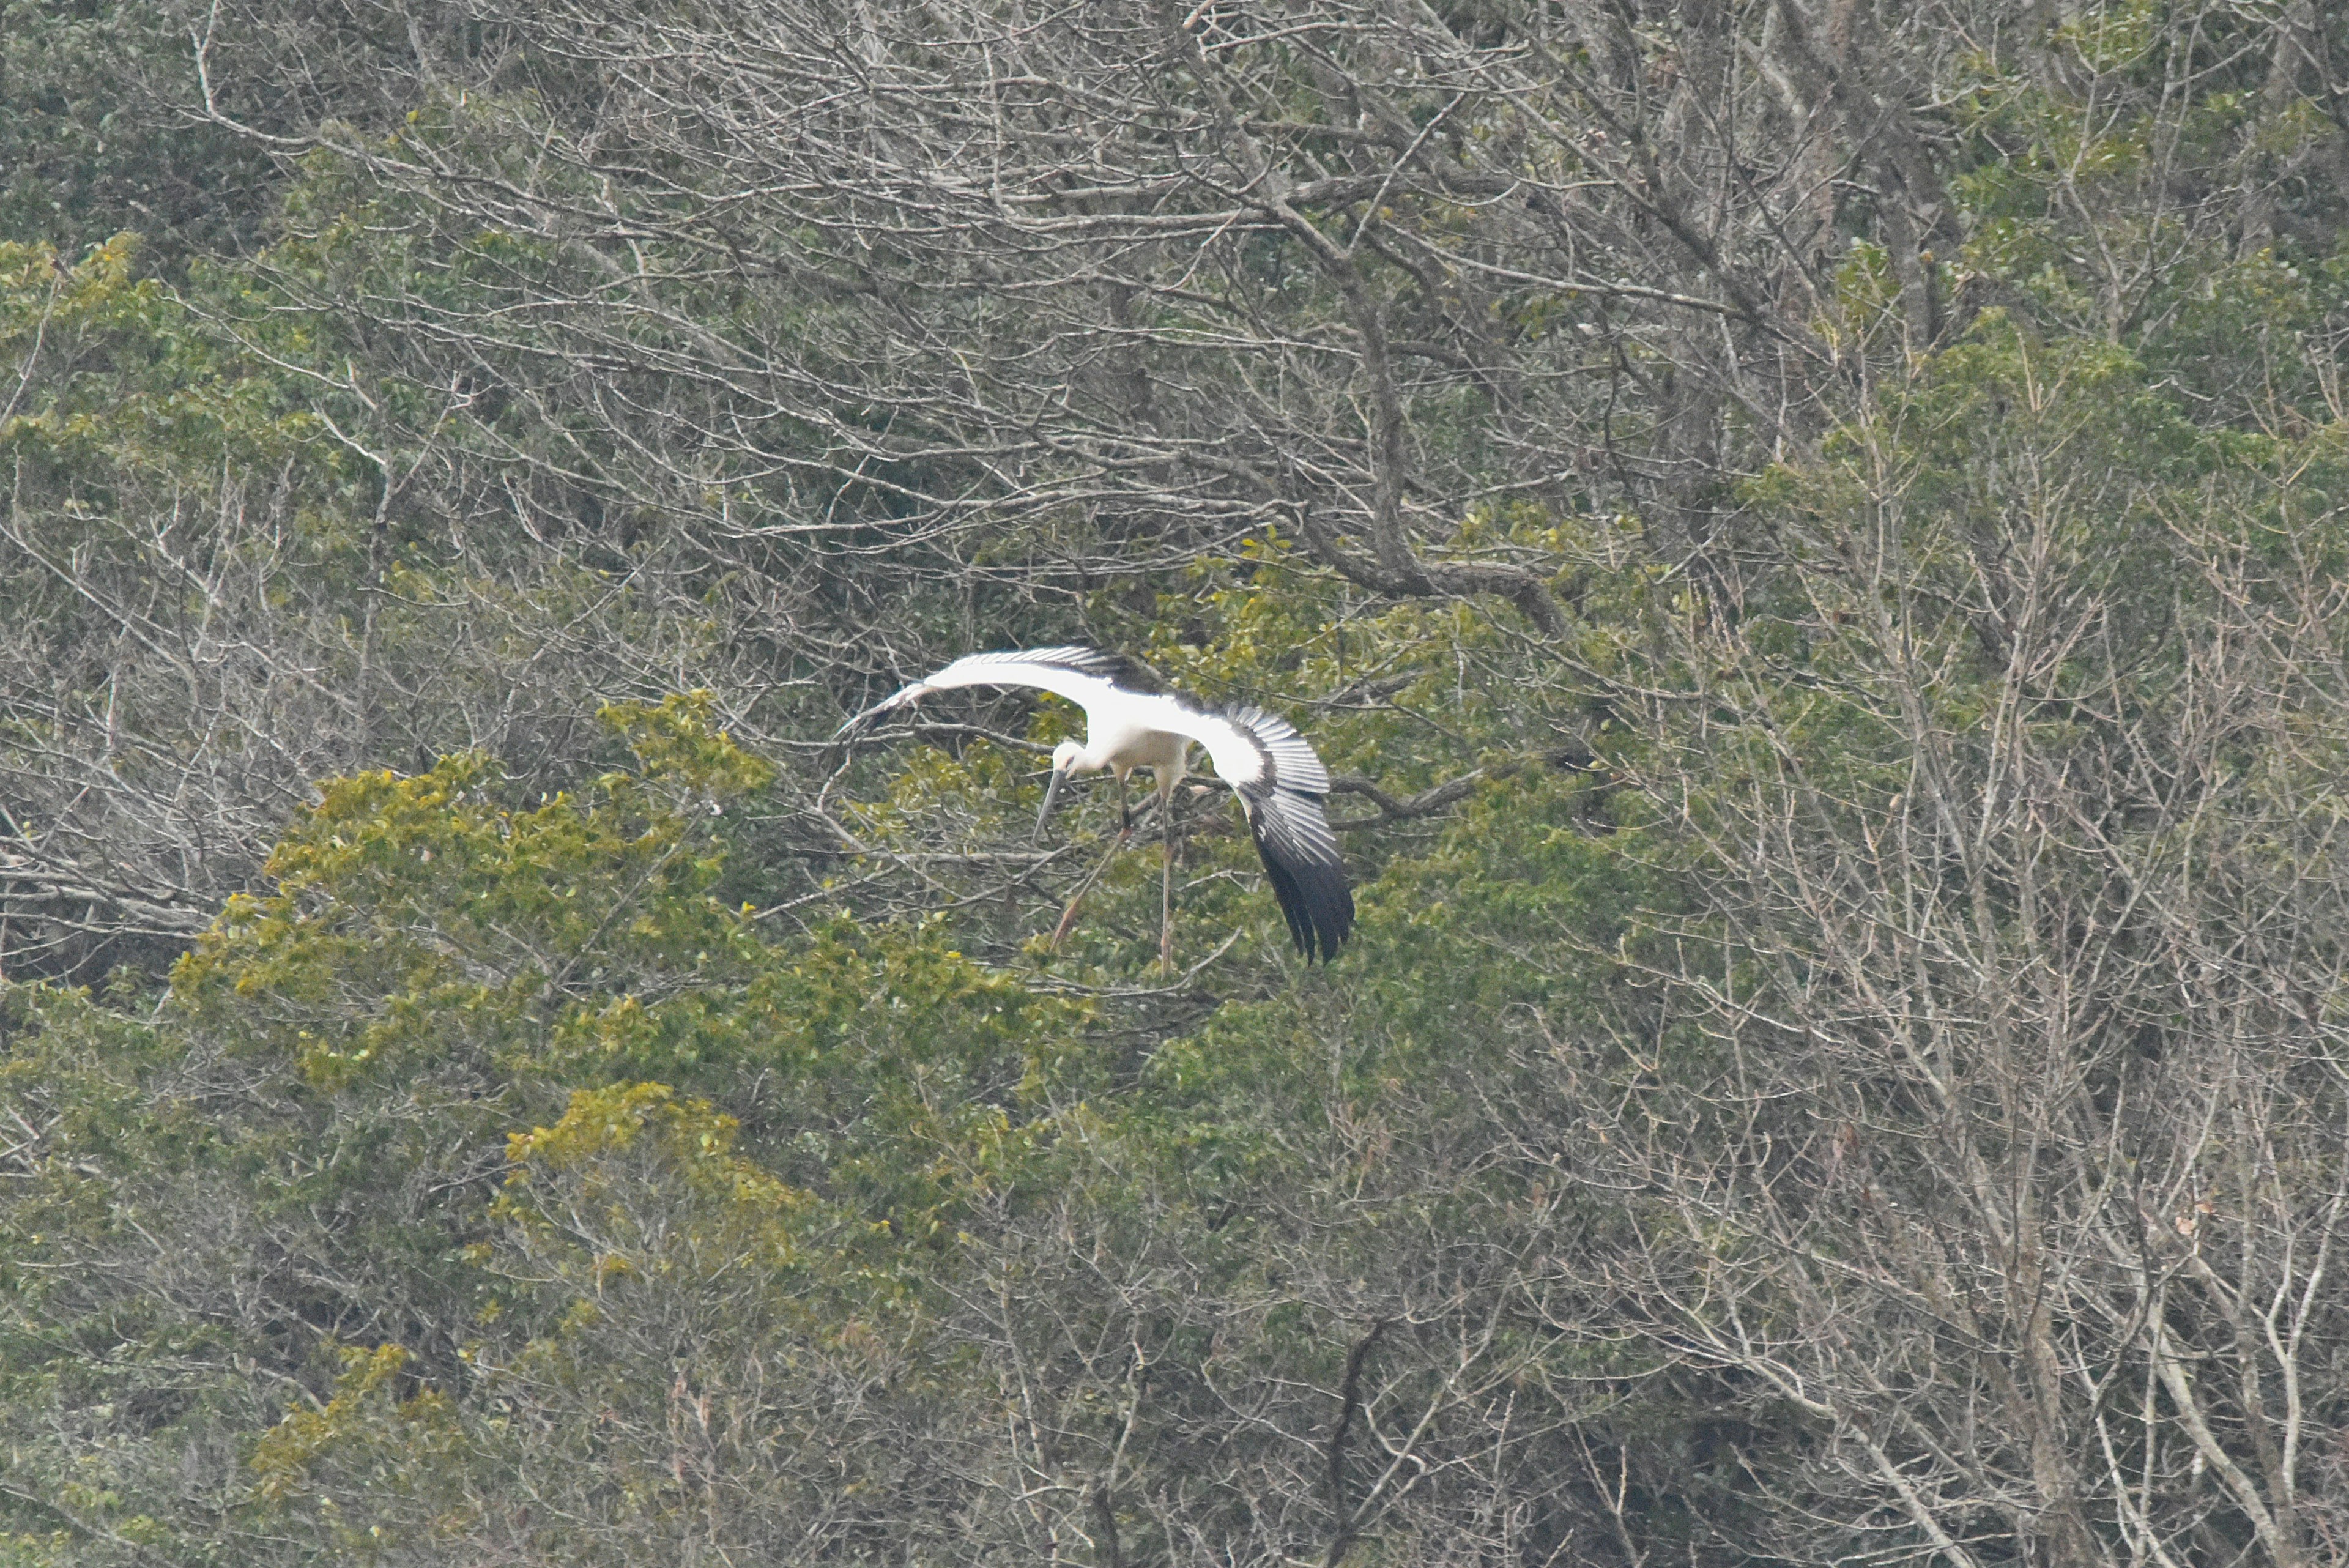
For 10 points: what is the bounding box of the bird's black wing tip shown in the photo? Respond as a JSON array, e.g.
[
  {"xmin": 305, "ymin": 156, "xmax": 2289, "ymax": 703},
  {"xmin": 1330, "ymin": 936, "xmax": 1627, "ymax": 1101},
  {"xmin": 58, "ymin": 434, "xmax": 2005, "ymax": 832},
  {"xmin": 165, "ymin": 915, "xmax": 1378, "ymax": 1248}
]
[
  {"xmin": 1247, "ymin": 799, "xmax": 1354, "ymax": 963},
  {"xmin": 1296, "ymin": 861, "xmax": 1355, "ymax": 962}
]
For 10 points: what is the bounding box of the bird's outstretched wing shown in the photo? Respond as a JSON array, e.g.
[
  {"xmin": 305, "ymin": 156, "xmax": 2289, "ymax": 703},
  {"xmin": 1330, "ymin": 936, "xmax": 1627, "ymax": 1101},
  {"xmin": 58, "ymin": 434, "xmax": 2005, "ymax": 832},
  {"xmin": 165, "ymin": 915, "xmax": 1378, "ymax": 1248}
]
[
  {"xmin": 837, "ymin": 647, "xmax": 1354, "ymax": 962},
  {"xmin": 1154, "ymin": 702, "xmax": 1354, "ymax": 962},
  {"xmin": 834, "ymin": 646, "xmax": 1155, "ymax": 734}
]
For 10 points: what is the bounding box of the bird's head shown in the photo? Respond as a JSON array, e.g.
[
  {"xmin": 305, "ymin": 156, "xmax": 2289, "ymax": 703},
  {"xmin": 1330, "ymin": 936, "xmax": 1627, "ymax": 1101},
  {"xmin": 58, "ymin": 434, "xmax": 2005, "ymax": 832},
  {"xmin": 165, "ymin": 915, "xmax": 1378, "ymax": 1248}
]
[{"xmin": 1035, "ymin": 739, "xmax": 1091, "ymax": 841}]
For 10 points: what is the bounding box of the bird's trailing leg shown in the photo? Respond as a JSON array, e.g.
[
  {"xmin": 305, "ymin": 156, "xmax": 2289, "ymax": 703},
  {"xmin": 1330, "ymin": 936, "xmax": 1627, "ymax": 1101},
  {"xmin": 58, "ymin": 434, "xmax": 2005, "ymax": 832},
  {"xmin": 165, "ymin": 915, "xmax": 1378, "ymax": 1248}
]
[
  {"xmin": 1158, "ymin": 773, "xmax": 1180, "ymax": 973},
  {"xmin": 1116, "ymin": 771, "xmax": 1134, "ymax": 843},
  {"xmin": 1048, "ymin": 831, "xmax": 1126, "ymax": 951}
]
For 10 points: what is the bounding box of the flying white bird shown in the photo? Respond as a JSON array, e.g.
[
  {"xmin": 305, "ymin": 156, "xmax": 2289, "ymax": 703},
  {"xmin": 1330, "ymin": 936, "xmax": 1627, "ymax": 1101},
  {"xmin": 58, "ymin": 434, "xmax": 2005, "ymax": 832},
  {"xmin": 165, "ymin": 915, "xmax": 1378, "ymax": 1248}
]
[{"xmin": 836, "ymin": 647, "xmax": 1353, "ymax": 965}]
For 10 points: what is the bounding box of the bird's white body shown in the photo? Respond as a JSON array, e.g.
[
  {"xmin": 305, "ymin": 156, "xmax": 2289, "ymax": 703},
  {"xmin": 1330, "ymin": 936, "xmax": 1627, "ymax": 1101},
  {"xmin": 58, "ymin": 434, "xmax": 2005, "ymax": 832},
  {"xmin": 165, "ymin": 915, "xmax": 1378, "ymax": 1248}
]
[
  {"xmin": 839, "ymin": 646, "xmax": 1351, "ymax": 962},
  {"xmin": 1063, "ymin": 698, "xmax": 1191, "ymax": 783}
]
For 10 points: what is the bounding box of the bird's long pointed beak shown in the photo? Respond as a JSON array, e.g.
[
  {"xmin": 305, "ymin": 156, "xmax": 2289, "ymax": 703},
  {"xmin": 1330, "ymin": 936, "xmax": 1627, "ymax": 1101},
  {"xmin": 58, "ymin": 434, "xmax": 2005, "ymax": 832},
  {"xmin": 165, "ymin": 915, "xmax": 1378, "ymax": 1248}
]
[{"xmin": 1034, "ymin": 765, "xmax": 1069, "ymax": 842}]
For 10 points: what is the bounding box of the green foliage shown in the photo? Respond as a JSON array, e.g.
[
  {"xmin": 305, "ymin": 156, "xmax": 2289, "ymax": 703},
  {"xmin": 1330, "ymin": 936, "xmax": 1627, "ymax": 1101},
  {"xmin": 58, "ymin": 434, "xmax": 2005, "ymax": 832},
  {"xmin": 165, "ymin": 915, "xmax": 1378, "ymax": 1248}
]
[
  {"xmin": 0, "ymin": 234, "xmax": 302, "ymax": 472},
  {"xmin": 176, "ymin": 697, "xmax": 765, "ymax": 1085},
  {"xmin": 0, "ymin": 1, "xmax": 277, "ymax": 265},
  {"xmin": 0, "ymin": 694, "xmax": 1148, "ymax": 1561}
]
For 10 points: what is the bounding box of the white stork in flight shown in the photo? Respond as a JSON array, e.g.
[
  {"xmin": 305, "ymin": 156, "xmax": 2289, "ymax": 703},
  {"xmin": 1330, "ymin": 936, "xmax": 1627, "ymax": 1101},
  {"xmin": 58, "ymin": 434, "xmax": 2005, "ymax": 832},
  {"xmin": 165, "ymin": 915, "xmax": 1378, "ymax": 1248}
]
[{"xmin": 837, "ymin": 647, "xmax": 1353, "ymax": 965}]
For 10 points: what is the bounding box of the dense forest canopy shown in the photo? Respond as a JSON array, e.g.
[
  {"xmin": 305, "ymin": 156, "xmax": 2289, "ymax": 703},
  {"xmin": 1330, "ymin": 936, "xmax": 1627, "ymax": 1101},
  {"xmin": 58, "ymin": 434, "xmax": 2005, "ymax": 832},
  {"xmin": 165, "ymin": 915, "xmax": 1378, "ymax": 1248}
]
[{"xmin": 4, "ymin": 0, "xmax": 2349, "ymax": 1562}]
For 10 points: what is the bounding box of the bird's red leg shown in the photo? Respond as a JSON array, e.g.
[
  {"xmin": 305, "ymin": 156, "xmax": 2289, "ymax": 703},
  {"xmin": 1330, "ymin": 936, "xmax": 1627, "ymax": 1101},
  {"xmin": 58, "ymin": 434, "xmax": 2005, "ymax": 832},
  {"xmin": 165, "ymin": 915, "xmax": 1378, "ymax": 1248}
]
[
  {"xmin": 1049, "ymin": 891, "xmax": 1086, "ymax": 949},
  {"xmin": 1048, "ymin": 830, "xmax": 1125, "ymax": 951},
  {"xmin": 1159, "ymin": 779, "xmax": 1178, "ymax": 973}
]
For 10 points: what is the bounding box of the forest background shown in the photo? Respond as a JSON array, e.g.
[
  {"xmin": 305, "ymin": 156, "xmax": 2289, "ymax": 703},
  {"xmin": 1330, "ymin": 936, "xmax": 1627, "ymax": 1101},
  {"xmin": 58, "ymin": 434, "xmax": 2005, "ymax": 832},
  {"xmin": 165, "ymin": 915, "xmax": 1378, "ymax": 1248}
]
[{"xmin": 5, "ymin": 0, "xmax": 2349, "ymax": 1563}]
